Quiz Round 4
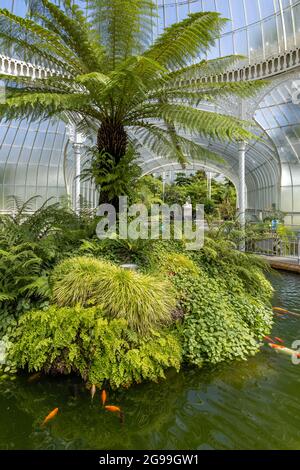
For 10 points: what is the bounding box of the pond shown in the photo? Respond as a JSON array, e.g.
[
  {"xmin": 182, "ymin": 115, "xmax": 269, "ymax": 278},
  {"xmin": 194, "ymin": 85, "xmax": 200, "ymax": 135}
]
[{"xmin": 0, "ymin": 271, "xmax": 300, "ymax": 450}]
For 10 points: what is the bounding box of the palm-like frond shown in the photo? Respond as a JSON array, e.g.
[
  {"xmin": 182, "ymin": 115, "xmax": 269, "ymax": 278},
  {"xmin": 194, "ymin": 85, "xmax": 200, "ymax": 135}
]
[
  {"xmin": 145, "ymin": 12, "xmax": 226, "ymax": 70},
  {"xmin": 88, "ymin": 0, "xmax": 156, "ymax": 69}
]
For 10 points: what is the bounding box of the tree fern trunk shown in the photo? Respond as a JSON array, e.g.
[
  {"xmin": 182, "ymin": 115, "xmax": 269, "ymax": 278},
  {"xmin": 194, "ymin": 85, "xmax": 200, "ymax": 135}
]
[
  {"xmin": 97, "ymin": 119, "xmax": 128, "ymax": 163},
  {"xmin": 96, "ymin": 119, "xmax": 128, "ymax": 208}
]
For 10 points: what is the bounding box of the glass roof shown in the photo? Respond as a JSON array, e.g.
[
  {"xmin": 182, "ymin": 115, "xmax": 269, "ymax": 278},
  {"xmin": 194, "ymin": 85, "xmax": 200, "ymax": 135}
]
[
  {"xmin": 255, "ymin": 80, "xmax": 300, "ymax": 165},
  {"xmin": 0, "ymin": 0, "xmax": 300, "ymax": 218},
  {"xmin": 154, "ymin": 0, "xmax": 300, "ymax": 62}
]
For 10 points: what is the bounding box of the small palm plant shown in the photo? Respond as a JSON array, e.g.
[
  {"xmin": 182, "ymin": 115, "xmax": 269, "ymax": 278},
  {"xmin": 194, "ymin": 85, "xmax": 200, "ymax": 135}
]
[{"xmin": 0, "ymin": 0, "xmax": 265, "ymax": 204}]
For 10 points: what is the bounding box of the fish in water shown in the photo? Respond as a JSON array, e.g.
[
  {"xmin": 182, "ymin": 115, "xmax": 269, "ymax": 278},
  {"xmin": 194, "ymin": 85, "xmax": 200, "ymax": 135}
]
[
  {"xmin": 42, "ymin": 407, "xmax": 59, "ymax": 426},
  {"xmin": 101, "ymin": 389, "xmax": 107, "ymax": 406},
  {"xmin": 273, "ymin": 307, "xmax": 300, "ymax": 318},
  {"xmin": 105, "ymin": 405, "xmax": 121, "ymax": 413},
  {"xmin": 105, "ymin": 405, "xmax": 124, "ymax": 424},
  {"xmin": 274, "ymin": 337, "xmax": 284, "ymax": 344},
  {"xmin": 28, "ymin": 372, "xmax": 42, "ymax": 383},
  {"xmin": 273, "ymin": 307, "xmax": 288, "ymax": 314},
  {"xmin": 264, "ymin": 336, "xmax": 275, "ymax": 343},
  {"xmin": 90, "ymin": 384, "xmax": 96, "ymax": 401},
  {"xmin": 268, "ymin": 343, "xmax": 300, "ymax": 359}
]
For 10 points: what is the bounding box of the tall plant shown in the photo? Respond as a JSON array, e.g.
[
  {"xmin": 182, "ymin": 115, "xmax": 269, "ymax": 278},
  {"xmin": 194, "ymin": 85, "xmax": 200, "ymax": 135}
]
[{"xmin": 0, "ymin": 0, "xmax": 265, "ymax": 205}]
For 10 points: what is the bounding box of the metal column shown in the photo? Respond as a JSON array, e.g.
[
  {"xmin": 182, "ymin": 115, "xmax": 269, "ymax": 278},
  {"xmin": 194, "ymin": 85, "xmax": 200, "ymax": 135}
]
[
  {"xmin": 207, "ymin": 171, "xmax": 212, "ymax": 200},
  {"xmin": 67, "ymin": 124, "xmax": 84, "ymax": 215},
  {"xmin": 74, "ymin": 142, "xmax": 81, "ymax": 215},
  {"xmin": 238, "ymin": 141, "xmax": 247, "ymax": 230}
]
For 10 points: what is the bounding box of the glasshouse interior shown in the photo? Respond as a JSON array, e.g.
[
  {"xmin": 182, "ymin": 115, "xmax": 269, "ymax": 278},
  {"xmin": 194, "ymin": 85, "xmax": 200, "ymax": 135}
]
[{"xmin": 0, "ymin": 0, "xmax": 300, "ymax": 452}]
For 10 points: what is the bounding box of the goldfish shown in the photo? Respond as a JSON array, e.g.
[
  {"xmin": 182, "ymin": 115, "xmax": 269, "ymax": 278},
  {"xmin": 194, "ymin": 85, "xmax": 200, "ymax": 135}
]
[
  {"xmin": 101, "ymin": 389, "xmax": 107, "ymax": 406},
  {"xmin": 27, "ymin": 372, "xmax": 42, "ymax": 383},
  {"xmin": 90, "ymin": 384, "xmax": 96, "ymax": 401},
  {"xmin": 273, "ymin": 307, "xmax": 288, "ymax": 314},
  {"xmin": 264, "ymin": 336, "xmax": 275, "ymax": 343},
  {"xmin": 42, "ymin": 407, "xmax": 59, "ymax": 426},
  {"xmin": 273, "ymin": 307, "xmax": 300, "ymax": 318},
  {"xmin": 105, "ymin": 405, "xmax": 124, "ymax": 424},
  {"xmin": 274, "ymin": 337, "xmax": 284, "ymax": 344},
  {"xmin": 105, "ymin": 405, "xmax": 120, "ymax": 413},
  {"xmin": 268, "ymin": 343, "xmax": 300, "ymax": 359}
]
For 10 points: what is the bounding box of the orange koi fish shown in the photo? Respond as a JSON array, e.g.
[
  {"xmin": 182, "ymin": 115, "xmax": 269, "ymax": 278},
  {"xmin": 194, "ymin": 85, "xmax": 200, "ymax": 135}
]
[
  {"xmin": 264, "ymin": 336, "xmax": 275, "ymax": 343},
  {"xmin": 273, "ymin": 307, "xmax": 300, "ymax": 318},
  {"xmin": 101, "ymin": 389, "xmax": 107, "ymax": 406},
  {"xmin": 90, "ymin": 384, "xmax": 96, "ymax": 401},
  {"xmin": 273, "ymin": 307, "xmax": 288, "ymax": 314},
  {"xmin": 28, "ymin": 372, "xmax": 42, "ymax": 383},
  {"xmin": 42, "ymin": 407, "xmax": 59, "ymax": 426},
  {"xmin": 274, "ymin": 337, "xmax": 284, "ymax": 344},
  {"xmin": 105, "ymin": 405, "xmax": 120, "ymax": 413},
  {"xmin": 105, "ymin": 405, "xmax": 124, "ymax": 423},
  {"xmin": 268, "ymin": 343, "xmax": 300, "ymax": 358}
]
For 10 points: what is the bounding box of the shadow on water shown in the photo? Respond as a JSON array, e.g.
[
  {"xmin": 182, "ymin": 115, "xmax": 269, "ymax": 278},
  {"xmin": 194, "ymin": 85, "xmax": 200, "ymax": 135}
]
[{"xmin": 1, "ymin": 271, "xmax": 300, "ymax": 450}]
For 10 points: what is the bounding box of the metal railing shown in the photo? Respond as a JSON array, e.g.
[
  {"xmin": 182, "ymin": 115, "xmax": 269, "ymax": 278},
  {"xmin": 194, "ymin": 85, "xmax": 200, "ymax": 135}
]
[{"xmin": 246, "ymin": 234, "xmax": 300, "ymax": 265}]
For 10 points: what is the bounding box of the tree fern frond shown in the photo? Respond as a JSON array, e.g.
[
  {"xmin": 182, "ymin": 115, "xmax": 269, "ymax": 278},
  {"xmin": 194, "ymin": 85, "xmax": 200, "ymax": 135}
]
[
  {"xmin": 37, "ymin": 0, "xmax": 105, "ymax": 72},
  {"xmin": 145, "ymin": 12, "xmax": 227, "ymax": 70},
  {"xmin": 167, "ymin": 54, "xmax": 246, "ymax": 81},
  {"xmin": 156, "ymin": 103, "xmax": 255, "ymax": 142},
  {"xmin": 0, "ymin": 30, "xmax": 75, "ymax": 73},
  {"xmin": 131, "ymin": 122, "xmax": 223, "ymax": 165},
  {"xmin": 150, "ymin": 80, "xmax": 268, "ymax": 103},
  {"xmin": 89, "ymin": 0, "xmax": 157, "ymax": 69},
  {"xmin": 0, "ymin": 92, "xmax": 99, "ymax": 122},
  {"xmin": 0, "ymin": 8, "xmax": 82, "ymax": 71}
]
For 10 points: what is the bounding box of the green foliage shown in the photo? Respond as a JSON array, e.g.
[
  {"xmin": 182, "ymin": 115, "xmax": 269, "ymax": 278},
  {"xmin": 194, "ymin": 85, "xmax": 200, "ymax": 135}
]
[
  {"xmin": 9, "ymin": 305, "xmax": 182, "ymax": 388},
  {"xmin": 0, "ymin": 197, "xmax": 96, "ymax": 315},
  {"xmin": 159, "ymin": 252, "xmax": 199, "ymax": 277},
  {"xmin": 134, "ymin": 175, "xmax": 163, "ymax": 207},
  {"xmin": 51, "ymin": 256, "xmax": 176, "ymax": 335},
  {"xmin": 197, "ymin": 236, "xmax": 273, "ymax": 303},
  {"xmin": 172, "ymin": 268, "xmax": 273, "ymax": 367},
  {"xmin": 81, "ymin": 146, "xmax": 142, "ymax": 205}
]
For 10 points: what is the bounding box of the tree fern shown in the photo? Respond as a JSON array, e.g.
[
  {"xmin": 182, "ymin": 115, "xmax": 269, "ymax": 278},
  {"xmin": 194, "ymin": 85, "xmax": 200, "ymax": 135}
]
[{"xmin": 0, "ymin": 1, "xmax": 267, "ymax": 204}]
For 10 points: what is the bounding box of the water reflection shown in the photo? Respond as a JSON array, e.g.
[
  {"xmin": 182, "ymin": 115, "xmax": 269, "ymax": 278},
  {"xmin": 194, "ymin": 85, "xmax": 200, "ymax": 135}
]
[{"xmin": 0, "ymin": 272, "xmax": 300, "ymax": 450}]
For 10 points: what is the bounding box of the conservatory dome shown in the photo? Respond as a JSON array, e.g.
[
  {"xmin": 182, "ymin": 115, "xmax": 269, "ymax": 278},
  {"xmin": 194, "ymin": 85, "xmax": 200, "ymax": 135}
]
[{"xmin": 0, "ymin": 0, "xmax": 300, "ymax": 225}]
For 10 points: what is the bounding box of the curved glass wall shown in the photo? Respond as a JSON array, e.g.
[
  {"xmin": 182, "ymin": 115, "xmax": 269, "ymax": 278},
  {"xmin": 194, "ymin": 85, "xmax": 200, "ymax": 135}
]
[
  {"xmin": 255, "ymin": 77, "xmax": 300, "ymax": 225},
  {"xmin": 155, "ymin": 0, "xmax": 300, "ymax": 62},
  {"xmin": 0, "ymin": 0, "xmax": 300, "ymax": 222}
]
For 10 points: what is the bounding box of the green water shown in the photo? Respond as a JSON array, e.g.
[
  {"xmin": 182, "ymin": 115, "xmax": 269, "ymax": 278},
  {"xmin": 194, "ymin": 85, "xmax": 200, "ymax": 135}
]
[{"xmin": 1, "ymin": 272, "xmax": 300, "ymax": 450}]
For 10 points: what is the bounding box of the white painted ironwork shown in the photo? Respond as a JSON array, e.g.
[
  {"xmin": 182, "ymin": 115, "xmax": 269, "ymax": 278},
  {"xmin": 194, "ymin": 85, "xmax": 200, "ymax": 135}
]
[
  {"xmin": 66, "ymin": 124, "xmax": 85, "ymax": 215},
  {"xmin": 0, "ymin": 53, "xmax": 68, "ymax": 79}
]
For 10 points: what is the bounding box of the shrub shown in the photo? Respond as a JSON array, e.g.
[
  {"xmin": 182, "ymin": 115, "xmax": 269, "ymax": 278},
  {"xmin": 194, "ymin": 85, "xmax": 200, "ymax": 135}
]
[
  {"xmin": 159, "ymin": 253, "xmax": 199, "ymax": 276},
  {"xmin": 172, "ymin": 269, "xmax": 273, "ymax": 367},
  {"xmin": 51, "ymin": 256, "xmax": 176, "ymax": 335},
  {"xmin": 51, "ymin": 257, "xmax": 112, "ymax": 307},
  {"xmin": 9, "ymin": 305, "xmax": 182, "ymax": 388}
]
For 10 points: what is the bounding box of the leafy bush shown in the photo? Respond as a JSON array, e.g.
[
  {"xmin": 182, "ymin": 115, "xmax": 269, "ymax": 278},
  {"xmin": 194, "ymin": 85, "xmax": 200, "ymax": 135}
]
[
  {"xmin": 191, "ymin": 237, "xmax": 273, "ymax": 303},
  {"xmin": 158, "ymin": 252, "xmax": 199, "ymax": 276},
  {"xmin": 79, "ymin": 236, "xmax": 156, "ymax": 265},
  {"xmin": 0, "ymin": 197, "xmax": 97, "ymax": 315},
  {"xmin": 52, "ymin": 256, "xmax": 176, "ymax": 335},
  {"xmin": 171, "ymin": 268, "xmax": 273, "ymax": 367},
  {"xmin": 9, "ymin": 305, "xmax": 182, "ymax": 388}
]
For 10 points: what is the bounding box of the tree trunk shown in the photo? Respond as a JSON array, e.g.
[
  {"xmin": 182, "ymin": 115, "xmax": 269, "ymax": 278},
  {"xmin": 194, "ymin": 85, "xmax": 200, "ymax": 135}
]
[
  {"xmin": 97, "ymin": 119, "xmax": 128, "ymax": 164},
  {"xmin": 96, "ymin": 119, "xmax": 128, "ymax": 209}
]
